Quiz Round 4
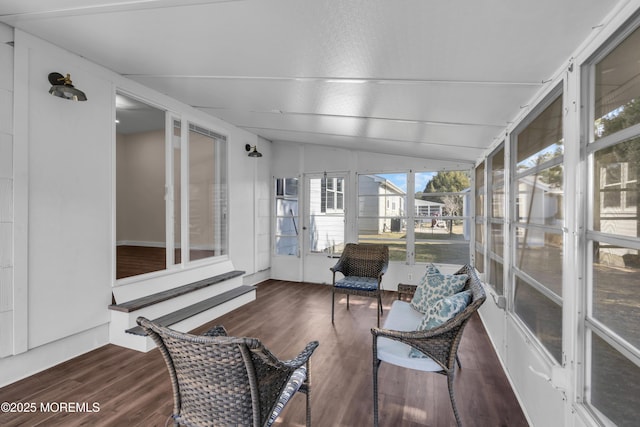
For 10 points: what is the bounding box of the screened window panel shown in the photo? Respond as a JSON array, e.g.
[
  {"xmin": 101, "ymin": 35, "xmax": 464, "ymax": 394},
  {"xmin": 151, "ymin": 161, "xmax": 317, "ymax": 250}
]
[
  {"xmin": 173, "ymin": 120, "xmax": 182, "ymax": 265},
  {"xmin": 275, "ymin": 236, "xmax": 297, "ymax": 256},
  {"xmin": 276, "ymin": 198, "xmax": 298, "ymax": 217},
  {"xmin": 358, "ymin": 173, "xmax": 407, "ymax": 261},
  {"xmin": 475, "ymin": 248, "xmax": 485, "ymax": 274},
  {"xmin": 594, "ymin": 25, "xmax": 640, "ymax": 139},
  {"xmin": 516, "ymin": 96, "xmax": 564, "ymax": 170},
  {"xmin": 414, "ymin": 240, "xmax": 470, "ymax": 264},
  {"xmin": 275, "ymin": 178, "xmax": 299, "ymax": 256},
  {"xmin": 476, "ymin": 162, "xmax": 485, "ymax": 216},
  {"xmin": 593, "ymin": 138, "xmax": 639, "ymax": 235},
  {"xmin": 514, "ymin": 277, "xmax": 562, "ymax": 362},
  {"xmin": 592, "ymin": 242, "xmax": 640, "ymax": 348},
  {"xmin": 489, "ymin": 256, "xmax": 504, "ymax": 295},
  {"xmin": 491, "ymin": 147, "xmax": 505, "ymax": 184},
  {"xmin": 310, "ymin": 176, "xmax": 345, "ymax": 254},
  {"xmin": 589, "ymin": 333, "xmax": 640, "ymax": 426},
  {"xmin": 515, "ymin": 227, "xmax": 563, "ymax": 297},
  {"xmin": 476, "ymin": 219, "xmax": 484, "ymax": 245},
  {"xmin": 491, "ymin": 188, "xmax": 505, "ymax": 218},
  {"xmin": 516, "ymin": 166, "xmax": 564, "ymax": 226},
  {"xmin": 490, "ymin": 222, "xmax": 504, "ymax": 257}
]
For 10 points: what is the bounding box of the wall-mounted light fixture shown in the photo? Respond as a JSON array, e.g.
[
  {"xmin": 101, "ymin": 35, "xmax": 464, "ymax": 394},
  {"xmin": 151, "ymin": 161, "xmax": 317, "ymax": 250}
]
[
  {"xmin": 245, "ymin": 144, "xmax": 262, "ymax": 158},
  {"xmin": 48, "ymin": 72, "xmax": 87, "ymax": 101}
]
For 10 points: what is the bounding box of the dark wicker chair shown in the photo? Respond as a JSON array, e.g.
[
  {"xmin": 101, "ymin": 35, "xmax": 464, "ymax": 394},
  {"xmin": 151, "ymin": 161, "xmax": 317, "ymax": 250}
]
[
  {"xmin": 371, "ymin": 264, "xmax": 486, "ymax": 426},
  {"xmin": 137, "ymin": 317, "xmax": 319, "ymax": 427},
  {"xmin": 330, "ymin": 243, "xmax": 389, "ymax": 327}
]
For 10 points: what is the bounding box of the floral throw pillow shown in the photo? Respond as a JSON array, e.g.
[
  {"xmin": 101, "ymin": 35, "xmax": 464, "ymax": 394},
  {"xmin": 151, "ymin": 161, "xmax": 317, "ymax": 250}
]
[
  {"xmin": 410, "ymin": 269, "xmax": 468, "ymax": 314},
  {"xmin": 409, "ymin": 290, "xmax": 473, "ymax": 358},
  {"xmin": 410, "ymin": 263, "xmax": 440, "ymax": 312}
]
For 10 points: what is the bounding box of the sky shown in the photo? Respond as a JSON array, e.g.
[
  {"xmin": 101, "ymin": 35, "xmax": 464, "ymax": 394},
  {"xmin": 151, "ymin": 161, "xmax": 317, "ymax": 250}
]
[{"xmin": 375, "ymin": 172, "xmax": 435, "ymax": 193}]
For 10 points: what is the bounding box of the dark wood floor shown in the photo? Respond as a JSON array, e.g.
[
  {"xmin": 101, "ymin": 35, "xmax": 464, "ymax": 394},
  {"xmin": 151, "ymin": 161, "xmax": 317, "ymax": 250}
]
[
  {"xmin": 0, "ymin": 280, "xmax": 528, "ymax": 426},
  {"xmin": 116, "ymin": 246, "xmax": 215, "ymax": 279}
]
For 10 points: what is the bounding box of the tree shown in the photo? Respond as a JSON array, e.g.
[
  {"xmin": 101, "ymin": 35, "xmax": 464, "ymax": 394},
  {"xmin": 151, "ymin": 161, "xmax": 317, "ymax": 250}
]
[
  {"xmin": 422, "ymin": 171, "xmax": 470, "ymax": 195},
  {"xmin": 420, "ymin": 171, "xmax": 470, "ymax": 233}
]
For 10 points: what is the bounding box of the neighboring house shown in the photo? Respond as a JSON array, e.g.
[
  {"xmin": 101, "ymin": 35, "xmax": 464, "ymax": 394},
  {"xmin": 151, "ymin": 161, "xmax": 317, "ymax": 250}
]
[{"xmin": 358, "ymin": 175, "xmax": 406, "ymax": 234}]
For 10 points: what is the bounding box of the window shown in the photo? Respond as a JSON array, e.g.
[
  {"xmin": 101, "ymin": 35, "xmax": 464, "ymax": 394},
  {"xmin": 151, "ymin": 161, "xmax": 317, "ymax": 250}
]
[
  {"xmin": 321, "ymin": 177, "xmax": 344, "ymax": 213},
  {"xmin": 358, "ymin": 173, "xmax": 408, "ymax": 262},
  {"xmin": 358, "ymin": 171, "xmax": 471, "ymax": 264},
  {"xmin": 512, "ymin": 90, "xmax": 564, "ymax": 363},
  {"xmin": 487, "ymin": 146, "xmax": 505, "ymax": 294},
  {"xmin": 274, "ymin": 178, "xmax": 299, "ymax": 256},
  {"xmin": 186, "ymin": 122, "xmax": 228, "ymax": 262},
  {"xmin": 115, "ymin": 93, "xmax": 227, "ymax": 280},
  {"xmin": 415, "ymin": 171, "xmax": 471, "ymax": 265},
  {"xmin": 584, "ymin": 21, "xmax": 640, "ymax": 425},
  {"xmin": 475, "ymin": 162, "xmax": 486, "ymax": 274},
  {"xmin": 308, "ymin": 175, "xmax": 345, "ymax": 254}
]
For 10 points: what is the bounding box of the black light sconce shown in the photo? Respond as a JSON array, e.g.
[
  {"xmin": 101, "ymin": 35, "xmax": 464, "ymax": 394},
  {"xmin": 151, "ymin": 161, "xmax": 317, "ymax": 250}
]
[
  {"xmin": 48, "ymin": 72, "xmax": 87, "ymax": 101},
  {"xmin": 245, "ymin": 144, "xmax": 262, "ymax": 158}
]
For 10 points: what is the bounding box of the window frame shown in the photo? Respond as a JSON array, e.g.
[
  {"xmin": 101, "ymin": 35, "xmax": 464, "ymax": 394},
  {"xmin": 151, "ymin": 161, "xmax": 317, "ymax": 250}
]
[
  {"xmin": 114, "ymin": 90, "xmax": 229, "ymax": 284},
  {"xmin": 580, "ymin": 15, "xmax": 640, "ymax": 425},
  {"xmin": 357, "ymin": 170, "xmax": 472, "ymax": 265},
  {"xmin": 509, "ymin": 84, "xmax": 566, "ymax": 365}
]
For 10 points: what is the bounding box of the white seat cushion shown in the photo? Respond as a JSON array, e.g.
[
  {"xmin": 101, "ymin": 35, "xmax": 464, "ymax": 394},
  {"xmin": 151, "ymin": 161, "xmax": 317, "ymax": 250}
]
[{"xmin": 376, "ymin": 300, "xmax": 442, "ymax": 372}]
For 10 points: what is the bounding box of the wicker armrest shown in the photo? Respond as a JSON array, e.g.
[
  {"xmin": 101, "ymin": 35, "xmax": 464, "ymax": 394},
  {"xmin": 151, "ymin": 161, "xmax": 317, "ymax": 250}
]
[
  {"xmin": 281, "ymin": 341, "xmax": 320, "ymax": 368},
  {"xmin": 252, "ymin": 341, "xmax": 320, "ymax": 370},
  {"xmin": 330, "ymin": 258, "xmax": 345, "ymax": 274}
]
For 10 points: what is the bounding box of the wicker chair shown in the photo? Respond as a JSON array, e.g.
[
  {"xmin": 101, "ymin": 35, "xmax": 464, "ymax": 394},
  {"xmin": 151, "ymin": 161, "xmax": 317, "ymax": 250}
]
[
  {"xmin": 137, "ymin": 317, "xmax": 319, "ymax": 427},
  {"xmin": 371, "ymin": 264, "xmax": 486, "ymax": 426},
  {"xmin": 330, "ymin": 243, "xmax": 389, "ymax": 327}
]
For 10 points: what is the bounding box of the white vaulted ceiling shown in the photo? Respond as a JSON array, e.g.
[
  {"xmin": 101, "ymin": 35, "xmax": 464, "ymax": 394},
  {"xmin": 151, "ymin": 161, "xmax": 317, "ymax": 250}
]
[{"xmin": 0, "ymin": 0, "xmax": 623, "ymax": 162}]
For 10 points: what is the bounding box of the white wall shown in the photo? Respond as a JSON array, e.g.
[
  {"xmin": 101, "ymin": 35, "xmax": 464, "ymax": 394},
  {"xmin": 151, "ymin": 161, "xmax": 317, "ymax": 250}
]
[
  {"xmin": 0, "ymin": 28, "xmax": 269, "ymax": 386},
  {"xmin": 0, "ymin": 23, "xmax": 14, "ymax": 358}
]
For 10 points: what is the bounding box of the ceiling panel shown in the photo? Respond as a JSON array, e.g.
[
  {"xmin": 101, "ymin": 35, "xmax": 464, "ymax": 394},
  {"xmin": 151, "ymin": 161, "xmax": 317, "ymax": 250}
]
[{"xmin": 0, "ymin": 0, "xmax": 623, "ymax": 160}]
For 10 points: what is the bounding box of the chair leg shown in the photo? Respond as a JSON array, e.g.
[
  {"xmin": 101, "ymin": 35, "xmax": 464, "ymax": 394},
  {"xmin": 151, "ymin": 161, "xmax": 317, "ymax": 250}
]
[
  {"xmin": 447, "ymin": 372, "xmax": 462, "ymax": 427},
  {"xmin": 331, "ymin": 288, "xmax": 335, "ymax": 324},
  {"xmin": 306, "ymin": 361, "xmax": 312, "ymax": 427},
  {"xmin": 372, "ymin": 345, "xmax": 381, "ymax": 426},
  {"xmin": 346, "ymin": 294, "xmax": 350, "ymax": 310}
]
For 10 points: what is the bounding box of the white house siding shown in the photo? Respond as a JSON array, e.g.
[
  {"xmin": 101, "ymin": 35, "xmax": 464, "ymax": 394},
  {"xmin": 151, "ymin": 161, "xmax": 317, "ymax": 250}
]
[{"xmin": 308, "ymin": 178, "xmax": 344, "ymax": 253}]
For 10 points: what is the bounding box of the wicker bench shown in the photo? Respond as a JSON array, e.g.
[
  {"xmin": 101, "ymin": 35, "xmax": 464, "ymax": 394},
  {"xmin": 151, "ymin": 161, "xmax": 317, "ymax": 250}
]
[{"xmin": 372, "ymin": 265, "xmax": 486, "ymax": 426}]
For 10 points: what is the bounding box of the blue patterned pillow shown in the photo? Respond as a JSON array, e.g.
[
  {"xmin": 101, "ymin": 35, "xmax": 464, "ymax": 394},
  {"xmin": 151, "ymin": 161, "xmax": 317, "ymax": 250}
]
[
  {"xmin": 409, "ymin": 290, "xmax": 472, "ymax": 358},
  {"xmin": 410, "ymin": 264, "xmax": 440, "ymax": 312},
  {"xmin": 410, "ymin": 269, "xmax": 468, "ymax": 314}
]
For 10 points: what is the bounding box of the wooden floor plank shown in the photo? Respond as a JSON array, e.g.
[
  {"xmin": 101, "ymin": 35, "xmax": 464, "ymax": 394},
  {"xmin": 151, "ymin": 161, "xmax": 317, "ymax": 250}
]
[{"xmin": 0, "ymin": 280, "xmax": 528, "ymax": 426}]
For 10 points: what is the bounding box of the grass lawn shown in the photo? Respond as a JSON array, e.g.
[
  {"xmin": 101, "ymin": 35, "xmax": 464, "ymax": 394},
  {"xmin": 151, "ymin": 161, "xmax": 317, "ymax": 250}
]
[{"xmin": 359, "ymin": 224, "xmax": 469, "ymax": 264}]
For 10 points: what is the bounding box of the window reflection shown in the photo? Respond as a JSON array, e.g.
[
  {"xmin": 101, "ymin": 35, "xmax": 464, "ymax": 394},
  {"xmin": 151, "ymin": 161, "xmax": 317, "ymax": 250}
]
[
  {"xmin": 590, "ymin": 333, "xmax": 640, "ymax": 425},
  {"xmin": 593, "ymin": 138, "xmax": 639, "ymax": 235},
  {"xmin": 516, "ymin": 165, "xmax": 564, "ymax": 226},
  {"xmin": 516, "ymin": 96, "xmax": 564, "ymax": 171},
  {"xmin": 188, "ymin": 124, "xmax": 227, "ymax": 261},
  {"xmin": 275, "ymin": 178, "xmax": 299, "ymax": 256},
  {"xmin": 514, "ymin": 277, "xmax": 562, "ymax": 362},
  {"xmin": 592, "ymin": 242, "xmax": 640, "ymax": 348},
  {"xmin": 516, "ymin": 227, "xmax": 563, "ymax": 297},
  {"xmin": 594, "ymin": 25, "xmax": 640, "ymax": 140}
]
